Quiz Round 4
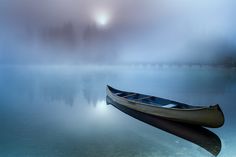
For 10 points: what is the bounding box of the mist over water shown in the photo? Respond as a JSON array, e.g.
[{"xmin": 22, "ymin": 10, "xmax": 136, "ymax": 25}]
[
  {"xmin": 0, "ymin": 65, "xmax": 235, "ymax": 157},
  {"xmin": 0, "ymin": 0, "xmax": 236, "ymax": 65}
]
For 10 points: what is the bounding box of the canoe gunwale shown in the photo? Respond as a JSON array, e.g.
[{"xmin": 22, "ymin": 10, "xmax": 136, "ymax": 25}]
[
  {"xmin": 107, "ymin": 85, "xmax": 213, "ymax": 111},
  {"xmin": 118, "ymin": 97, "xmax": 213, "ymax": 111}
]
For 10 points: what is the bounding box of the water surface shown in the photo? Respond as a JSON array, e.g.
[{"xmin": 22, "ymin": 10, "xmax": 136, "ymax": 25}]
[{"xmin": 0, "ymin": 65, "xmax": 235, "ymax": 157}]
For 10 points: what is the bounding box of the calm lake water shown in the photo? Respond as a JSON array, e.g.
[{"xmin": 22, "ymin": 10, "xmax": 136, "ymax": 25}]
[{"xmin": 0, "ymin": 65, "xmax": 235, "ymax": 157}]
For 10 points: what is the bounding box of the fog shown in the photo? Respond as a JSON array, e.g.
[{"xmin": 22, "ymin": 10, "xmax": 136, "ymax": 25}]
[{"xmin": 0, "ymin": 0, "xmax": 236, "ymax": 65}]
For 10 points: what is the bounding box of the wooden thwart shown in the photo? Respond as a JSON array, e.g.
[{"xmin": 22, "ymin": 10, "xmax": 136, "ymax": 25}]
[
  {"xmin": 134, "ymin": 96, "xmax": 150, "ymax": 101},
  {"xmin": 123, "ymin": 93, "xmax": 136, "ymax": 98}
]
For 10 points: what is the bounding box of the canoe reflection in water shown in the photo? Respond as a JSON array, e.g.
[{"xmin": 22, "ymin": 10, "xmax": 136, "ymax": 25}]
[{"xmin": 106, "ymin": 96, "xmax": 221, "ymax": 156}]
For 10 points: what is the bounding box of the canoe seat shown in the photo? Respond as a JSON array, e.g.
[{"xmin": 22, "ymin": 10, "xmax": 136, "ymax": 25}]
[
  {"xmin": 162, "ymin": 104, "xmax": 177, "ymax": 108},
  {"xmin": 116, "ymin": 93, "xmax": 123, "ymax": 96}
]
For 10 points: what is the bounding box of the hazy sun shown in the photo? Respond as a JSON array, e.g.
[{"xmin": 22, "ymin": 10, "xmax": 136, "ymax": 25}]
[{"xmin": 94, "ymin": 11, "xmax": 110, "ymax": 27}]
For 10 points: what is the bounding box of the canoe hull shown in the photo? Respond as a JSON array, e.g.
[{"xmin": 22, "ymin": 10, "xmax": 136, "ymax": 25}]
[
  {"xmin": 106, "ymin": 96, "xmax": 222, "ymax": 156},
  {"xmin": 107, "ymin": 86, "xmax": 224, "ymax": 128}
]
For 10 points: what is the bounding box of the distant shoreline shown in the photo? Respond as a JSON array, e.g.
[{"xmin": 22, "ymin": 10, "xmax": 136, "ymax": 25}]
[{"xmin": 0, "ymin": 64, "xmax": 236, "ymax": 70}]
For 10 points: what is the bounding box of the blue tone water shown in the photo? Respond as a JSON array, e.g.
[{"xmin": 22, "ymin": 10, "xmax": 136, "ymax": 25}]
[{"xmin": 0, "ymin": 65, "xmax": 235, "ymax": 157}]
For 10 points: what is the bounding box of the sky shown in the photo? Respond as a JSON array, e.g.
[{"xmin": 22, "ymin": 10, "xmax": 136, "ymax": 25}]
[{"xmin": 0, "ymin": 0, "xmax": 236, "ymax": 65}]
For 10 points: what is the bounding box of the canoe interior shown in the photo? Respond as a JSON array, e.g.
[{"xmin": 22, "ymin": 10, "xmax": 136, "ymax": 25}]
[{"xmin": 108, "ymin": 86, "xmax": 202, "ymax": 109}]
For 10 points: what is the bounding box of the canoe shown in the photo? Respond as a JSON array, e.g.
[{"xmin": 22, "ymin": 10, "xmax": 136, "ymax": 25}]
[
  {"xmin": 106, "ymin": 96, "xmax": 221, "ymax": 156},
  {"xmin": 106, "ymin": 85, "xmax": 224, "ymax": 128}
]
